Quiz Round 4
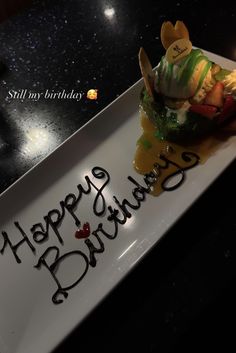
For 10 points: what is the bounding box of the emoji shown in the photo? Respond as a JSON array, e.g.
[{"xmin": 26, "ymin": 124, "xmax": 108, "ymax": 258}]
[{"xmin": 87, "ymin": 89, "xmax": 98, "ymax": 100}]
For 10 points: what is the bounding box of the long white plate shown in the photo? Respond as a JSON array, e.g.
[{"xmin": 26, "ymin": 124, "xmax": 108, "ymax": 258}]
[{"xmin": 0, "ymin": 50, "xmax": 235, "ymax": 353}]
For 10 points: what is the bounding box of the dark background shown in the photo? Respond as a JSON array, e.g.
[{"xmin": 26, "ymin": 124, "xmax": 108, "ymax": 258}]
[{"xmin": 0, "ymin": 1, "xmax": 236, "ymax": 352}]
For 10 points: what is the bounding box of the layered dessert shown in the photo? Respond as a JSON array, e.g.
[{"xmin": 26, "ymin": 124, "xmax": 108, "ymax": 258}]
[{"xmin": 134, "ymin": 21, "xmax": 236, "ymax": 195}]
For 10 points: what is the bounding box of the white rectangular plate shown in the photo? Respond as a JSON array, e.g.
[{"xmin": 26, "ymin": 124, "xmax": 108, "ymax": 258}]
[{"xmin": 0, "ymin": 50, "xmax": 235, "ymax": 353}]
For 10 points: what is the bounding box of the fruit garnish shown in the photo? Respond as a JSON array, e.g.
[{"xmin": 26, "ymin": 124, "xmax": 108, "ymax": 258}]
[
  {"xmin": 217, "ymin": 95, "xmax": 236, "ymax": 124},
  {"xmin": 138, "ymin": 47, "xmax": 155, "ymax": 99},
  {"xmin": 160, "ymin": 20, "xmax": 189, "ymax": 50},
  {"xmin": 189, "ymin": 104, "xmax": 217, "ymax": 119},
  {"xmin": 204, "ymin": 82, "xmax": 224, "ymax": 108}
]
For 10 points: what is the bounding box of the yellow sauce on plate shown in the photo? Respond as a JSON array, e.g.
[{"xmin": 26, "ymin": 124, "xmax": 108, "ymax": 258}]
[{"xmin": 133, "ymin": 110, "xmax": 230, "ymax": 196}]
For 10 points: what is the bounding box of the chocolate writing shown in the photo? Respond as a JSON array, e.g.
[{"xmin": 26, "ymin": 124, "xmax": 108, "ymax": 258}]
[{"xmin": 0, "ymin": 153, "xmax": 199, "ymax": 304}]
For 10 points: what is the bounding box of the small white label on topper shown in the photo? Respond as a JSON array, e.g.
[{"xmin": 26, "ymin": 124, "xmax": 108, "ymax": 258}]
[{"xmin": 166, "ymin": 38, "xmax": 192, "ymax": 64}]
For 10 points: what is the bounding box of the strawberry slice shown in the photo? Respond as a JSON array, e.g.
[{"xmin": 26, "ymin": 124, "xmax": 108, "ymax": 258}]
[
  {"xmin": 217, "ymin": 95, "xmax": 236, "ymax": 124},
  {"xmin": 189, "ymin": 104, "xmax": 217, "ymax": 119},
  {"xmin": 204, "ymin": 82, "xmax": 224, "ymax": 108}
]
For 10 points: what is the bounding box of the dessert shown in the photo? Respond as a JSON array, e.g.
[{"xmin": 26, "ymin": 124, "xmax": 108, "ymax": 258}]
[{"xmin": 134, "ymin": 21, "xmax": 236, "ymax": 195}]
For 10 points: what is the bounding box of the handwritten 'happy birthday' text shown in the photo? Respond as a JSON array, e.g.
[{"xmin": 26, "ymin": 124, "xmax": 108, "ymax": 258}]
[{"xmin": 0, "ymin": 152, "xmax": 199, "ymax": 304}]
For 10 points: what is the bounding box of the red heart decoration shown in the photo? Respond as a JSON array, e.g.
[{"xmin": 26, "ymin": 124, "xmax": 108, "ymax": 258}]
[{"xmin": 75, "ymin": 222, "xmax": 91, "ymax": 239}]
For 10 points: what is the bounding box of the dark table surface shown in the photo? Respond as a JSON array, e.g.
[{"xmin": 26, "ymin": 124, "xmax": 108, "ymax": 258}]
[{"xmin": 0, "ymin": 1, "xmax": 236, "ymax": 352}]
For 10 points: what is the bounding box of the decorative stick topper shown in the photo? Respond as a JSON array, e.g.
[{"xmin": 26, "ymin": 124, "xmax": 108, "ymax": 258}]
[
  {"xmin": 160, "ymin": 20, "xmax": 192, "ymax": 64},
  {"xmin": 138, "ymin": 47, "xmax": 155, "ymax": 99}
]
